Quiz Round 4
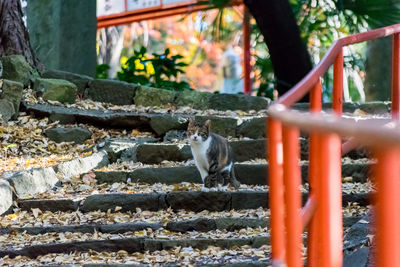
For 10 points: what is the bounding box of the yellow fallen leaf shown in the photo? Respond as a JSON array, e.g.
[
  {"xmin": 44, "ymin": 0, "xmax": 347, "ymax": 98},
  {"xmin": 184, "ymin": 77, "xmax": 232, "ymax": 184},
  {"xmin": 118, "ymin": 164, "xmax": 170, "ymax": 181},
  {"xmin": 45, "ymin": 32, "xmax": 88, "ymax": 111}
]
[{"xmin": 7, "ymin": 214, "xmax": 17, "ymax": 219}]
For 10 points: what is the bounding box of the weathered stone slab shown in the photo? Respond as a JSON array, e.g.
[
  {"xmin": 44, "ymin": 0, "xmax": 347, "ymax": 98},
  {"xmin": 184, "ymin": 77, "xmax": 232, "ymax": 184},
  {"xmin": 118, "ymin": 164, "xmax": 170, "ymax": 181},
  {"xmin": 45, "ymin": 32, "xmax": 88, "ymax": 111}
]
[
  {"xmin": 0, "ymin": 99, "xmax": 16, "ymax": 121},
  {"xmin": 209, "ymin": 94, "xmax": 270, "ymax": 111},
  {"xmin": 0, "ymin": 237, "xmax": 269, "ymax": 259},
  {"xmin": 45, "ymin": 127, "xmax": 92, "ymax": 144},
  {"xmin": 1, "ymin": 55, "xmax": 32, "ymax": 85},
  {"xmin": 130, "ymin": 166, "xmax": 201, "ymax": 184},
  {"xmin": 230, "ymin": 139, "xmax": 265, "ymax": 162},
  {"xmin": 17, "ymin": 192, "xmax": 369, "ymax": 213},
  {"xmin": 237, "ymin": 117, "xmax": 266, "ymax": 139},
  {"xmin": 22, "ymin": 102, "xmax": 153, "ymax": 129},
  {"xmin": 93, "ymin": 161, "xmax": 371, "ymax": 186},
  {"xmin": 101, "ymin": 137, "xmax": 157, "ymax": 163},
  {"xmin": 0, "ymin": 222, "xmax": 162, "ymax": 235},
  {"xmin": 81, "ymin": 193, "xmax": 164, "ymax": 212},
  {"xmin": 231, "ymin": 191, "xmax": 268, "ymax": 210},
  {"xmin": 149, "ymin": 115, "xmax": 188, "ymax": 136},
  {"xmin": 1, "ymin": 79, "xmax": 23, "ymax": 116},
  {"xmin": 359, "ymin": 101, "xmax": 389, "ymax": 114},
  {"xmin": 215, "ymin": 218, "xmax": 267, "ymax": 231},
  {"xmin": 34, "ymin": 78, "xmax": 77, "ymax": 104},
  {"xmin": 166, "ymin": 192, "xmax": 231, "ymax": 212},
  {"xmin": 195, "ymin": 115, "xmax": 238, "ymax": 137},
  {"xmin": 41, "ymin": 69, "xmax": 93, "ymax": 95},
  {"xmin": 55, "ymin": 151, "xmax": 109, "ymax": 178},
  {"xmin": 0, "ymin": 180, "xmax": 12, "ymax": 215},
  {"xmin": 94, "ymin": 167, "xmax": 201, "ymax": 185},
  {"xmin": 19, "ymin": 198, "xmax": 79, "ymax": 212},
  {"xmin": 166, "ymin": 218, "xmax": 217, "ymax": 233},
  {"xmin": 0, "ymin": 238, "xmax": 144, "ymax": 259},
  {"xmin": 136, "ymin": 143, "xmax": 192, "ymax": 164},
  {"xmin": 94, "ymin": 171, "xmax": 131, "ymax": 184},
  {"xmin": 174, "ymin": 90, "xmax": 212, "ymax": 109},
  {"xmin": 343, "ymin": 247, "xmax": 369, "ymax": 267},
  {"xmin": 134, "ymin": 86, "xmax": 175, "ymax": 107},
  {"xmin": 4, "ymin": 167, "xmax": 59, "ymax": 199},
  {"xmin": 87, "ymin": 79, "xmax": 138, "ymax": 105},
  {"xmin": 135, "ymin": 139, "xmax": 265, "ymax": 164},
  {"xmin": 163, "ymin": 130, "xmax": 187, "ymax": 142}
]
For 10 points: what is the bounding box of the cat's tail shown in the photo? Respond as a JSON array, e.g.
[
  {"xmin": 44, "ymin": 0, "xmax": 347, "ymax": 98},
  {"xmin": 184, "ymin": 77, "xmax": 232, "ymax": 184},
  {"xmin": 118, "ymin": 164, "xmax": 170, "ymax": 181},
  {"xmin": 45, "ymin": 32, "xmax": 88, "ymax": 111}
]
[{"xmin": 230, "ymin": 165, "xmax": 241, "ymax": 189}]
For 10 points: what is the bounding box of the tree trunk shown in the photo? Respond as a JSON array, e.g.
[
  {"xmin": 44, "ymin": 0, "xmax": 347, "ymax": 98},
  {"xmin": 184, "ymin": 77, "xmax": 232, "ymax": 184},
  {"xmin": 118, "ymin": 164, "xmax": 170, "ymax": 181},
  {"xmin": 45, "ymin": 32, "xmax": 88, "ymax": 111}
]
[
  {"xmin": 244, "ymin": 0, "xmax": 313, "ymax": 101},
  {"xmin": 0, "ymin": 0, "xmax": 41, "ymax": 69}
]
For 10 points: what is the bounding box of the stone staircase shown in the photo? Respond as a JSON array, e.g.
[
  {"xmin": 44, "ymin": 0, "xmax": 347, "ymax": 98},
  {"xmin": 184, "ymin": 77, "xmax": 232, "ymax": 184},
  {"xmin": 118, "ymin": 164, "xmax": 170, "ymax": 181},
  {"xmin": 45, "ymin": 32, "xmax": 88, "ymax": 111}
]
[{"xmin": 0, "ymin": 101, "xmax": 381, "ymax": 266}]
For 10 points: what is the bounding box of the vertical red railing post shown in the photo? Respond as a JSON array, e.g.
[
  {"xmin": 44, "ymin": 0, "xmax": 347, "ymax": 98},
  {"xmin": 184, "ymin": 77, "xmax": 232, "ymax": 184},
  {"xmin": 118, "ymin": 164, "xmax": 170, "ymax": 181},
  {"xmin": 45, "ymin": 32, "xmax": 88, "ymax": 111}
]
[
  {"xmin": 333, "ymin": 49, "xmax": 343, "ymax": 115},
  {"xmin": 267, "ymin": 117, "xmax": 286, "ymax": 265},
  {"xmin": 307, "ymin": 80, "xmax": 322, "ymax": 267},
  {"xmin": 392, "ymin": 33, "xmax": 400, "ymax": 120},
  {"xmin": 243, "ymin": 6, "xmax": 252, "ymax": 95},
  {"xmin": 282, "ymin": 125, "xmax": 302, "ymax": 267},
  {"xmin": 373, "ymin": 147, "xmax": 400, "ymax": 266},
  {"xmin": 319, "ymin": 133, "xmax": 343, "ymax": 267}
]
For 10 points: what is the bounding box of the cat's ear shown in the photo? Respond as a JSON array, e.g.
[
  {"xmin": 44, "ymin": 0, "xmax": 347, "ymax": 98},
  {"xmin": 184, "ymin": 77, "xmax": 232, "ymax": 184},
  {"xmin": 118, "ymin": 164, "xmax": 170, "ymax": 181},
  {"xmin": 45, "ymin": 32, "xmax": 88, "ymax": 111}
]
[
  {"xmin": 188, "ymin": 117, "xmax": 195, "ymax": 126},
  {"xmin": 204, "ymin": 120, "xmax": 211, "ymax": 130}
]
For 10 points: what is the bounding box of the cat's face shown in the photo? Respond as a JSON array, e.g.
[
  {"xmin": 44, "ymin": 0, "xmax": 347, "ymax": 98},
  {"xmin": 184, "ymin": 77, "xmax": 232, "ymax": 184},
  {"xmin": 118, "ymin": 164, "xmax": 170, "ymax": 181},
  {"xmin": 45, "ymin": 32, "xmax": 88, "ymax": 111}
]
[{"xmin": 187, "ymin": 119, "xmax": 210, "ymax": 144}]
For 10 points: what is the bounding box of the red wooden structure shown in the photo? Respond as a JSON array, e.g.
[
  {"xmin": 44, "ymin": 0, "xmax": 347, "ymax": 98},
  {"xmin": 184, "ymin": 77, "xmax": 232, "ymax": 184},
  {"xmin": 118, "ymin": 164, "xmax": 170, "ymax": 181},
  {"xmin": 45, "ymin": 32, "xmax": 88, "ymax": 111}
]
[
  {"xmin": 96, "ymin": 0, "xmax": 252, "ymax": 94},
  {"xmin": 268, "ymin": 24, "xmax": 400, "ymax": 266}
]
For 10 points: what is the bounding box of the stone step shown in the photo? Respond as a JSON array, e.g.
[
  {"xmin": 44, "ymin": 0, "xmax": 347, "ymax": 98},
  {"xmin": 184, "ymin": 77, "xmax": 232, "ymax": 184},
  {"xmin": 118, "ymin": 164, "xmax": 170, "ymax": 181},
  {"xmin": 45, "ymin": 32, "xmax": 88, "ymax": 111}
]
[
  {"xmin": 22, "ymin": 101, "xmax": 392, "ymax": 139},
  {"xmin": 0, "ymin": 236, "xmax": 269, "ymax": 259},
  {"xmin": 22, "ymin": 102, "xmax": 266, "ymax": 138},
  {"xmin": 134, "ymin": 139, "xmax": 368, "ymax": 164},
  {"xmin": 18, "ymin": 191, "xmax": 370, "ymax": 213},
  {"xmin": 93, "ymin": 160, "xmax": 371, "ymax": 185},
  {"xmin": 35, "ymin": 262, "xmax": 272, "ymax": 267},
  {"xmin": 0, "ymin": 216, "xmax": 361, "ymax": 236}
]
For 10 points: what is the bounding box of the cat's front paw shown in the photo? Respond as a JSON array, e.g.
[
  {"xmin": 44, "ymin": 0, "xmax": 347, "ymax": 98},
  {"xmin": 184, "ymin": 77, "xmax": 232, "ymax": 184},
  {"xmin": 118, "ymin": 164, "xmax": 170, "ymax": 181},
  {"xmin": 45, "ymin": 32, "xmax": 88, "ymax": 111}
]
[
  {"xmin": 209, "ymin": 187, "xmax": 218, "ymax": 192},
  {"xmin": 201, "ymin": 185, "xmax": 210, "ymax": 192},
  {"xmin": 218, "ymin": 185, "xmax": 228, "ymax": 192}
]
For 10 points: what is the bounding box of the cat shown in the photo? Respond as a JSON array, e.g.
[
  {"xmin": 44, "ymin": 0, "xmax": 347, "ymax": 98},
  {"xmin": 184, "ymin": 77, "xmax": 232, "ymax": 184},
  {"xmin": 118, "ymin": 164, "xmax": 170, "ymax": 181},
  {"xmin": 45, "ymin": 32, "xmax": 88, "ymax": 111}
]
[{"xmin": 187, "ymin": 118, "xmax": 241, "ymax": 192}]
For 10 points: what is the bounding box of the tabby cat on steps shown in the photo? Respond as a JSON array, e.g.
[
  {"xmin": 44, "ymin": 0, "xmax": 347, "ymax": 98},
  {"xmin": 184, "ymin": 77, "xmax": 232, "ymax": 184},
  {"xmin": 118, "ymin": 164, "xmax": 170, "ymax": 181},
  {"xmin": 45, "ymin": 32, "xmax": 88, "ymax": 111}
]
[{"xmin": 187, "ymin": 118, "xmax": 241, "ymax": 192}]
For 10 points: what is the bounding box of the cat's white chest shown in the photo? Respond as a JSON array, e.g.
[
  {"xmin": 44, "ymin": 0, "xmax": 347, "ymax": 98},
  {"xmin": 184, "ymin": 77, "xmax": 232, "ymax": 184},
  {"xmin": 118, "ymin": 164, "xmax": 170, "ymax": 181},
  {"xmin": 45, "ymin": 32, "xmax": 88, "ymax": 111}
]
[{"xmin": 190, "ymin": 137, "xmax": 211, "ymax": 179}]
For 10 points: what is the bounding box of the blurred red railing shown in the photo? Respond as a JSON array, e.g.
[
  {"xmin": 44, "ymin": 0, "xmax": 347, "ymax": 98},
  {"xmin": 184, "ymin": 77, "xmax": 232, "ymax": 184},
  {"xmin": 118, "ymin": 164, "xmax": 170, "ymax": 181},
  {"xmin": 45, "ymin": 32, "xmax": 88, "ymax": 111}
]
[{"xmin": 267, "ymin": 24, "xmax": 400, "ymax": 266}]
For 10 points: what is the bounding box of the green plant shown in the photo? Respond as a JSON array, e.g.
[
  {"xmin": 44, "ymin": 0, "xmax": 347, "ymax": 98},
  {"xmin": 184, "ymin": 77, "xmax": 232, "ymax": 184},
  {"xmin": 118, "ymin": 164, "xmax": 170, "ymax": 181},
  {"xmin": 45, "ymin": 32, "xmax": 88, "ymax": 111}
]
[
  {"xmin": 117, "ymin": 47, "xmax": 191, "ymax": 91},
  {"xmin": 96, "ymin": 64, "xmax": 110, "ymax": 79}
]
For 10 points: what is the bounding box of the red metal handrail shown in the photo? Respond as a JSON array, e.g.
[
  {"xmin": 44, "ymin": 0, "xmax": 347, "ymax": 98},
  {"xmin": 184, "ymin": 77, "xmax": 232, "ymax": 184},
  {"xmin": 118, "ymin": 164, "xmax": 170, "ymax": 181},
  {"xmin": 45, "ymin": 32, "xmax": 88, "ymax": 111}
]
[{"xmin": 267, "ymin": 23, "xmax": 400, "ymax": 266}]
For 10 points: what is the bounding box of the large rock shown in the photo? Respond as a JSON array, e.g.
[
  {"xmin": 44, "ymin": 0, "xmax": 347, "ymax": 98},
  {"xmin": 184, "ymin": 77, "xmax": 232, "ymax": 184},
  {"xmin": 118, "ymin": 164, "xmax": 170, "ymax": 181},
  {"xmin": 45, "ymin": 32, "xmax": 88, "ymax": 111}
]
[
  {"xmin": 149, "ymin": 115, "xmax": 188, "ymax": 136},
  {"xmin": 1, "ymin": 55, "xmax": 32, "ymax": 85},
  {"xmin": 87, "ymin": 79, "xmax": 138, "ymax": 105},
  {"xmin": 209, "ymin": 94, "xmax": 270, "ymax": 111},
  {"xmin": 195, "ymin": 115, "xmax": 238, "ymax": 137},
  {"xmin": 33, "ymin": 78, "xmax": 77, "ymax": 104},
  {"xmin": 0, "ymin": 180, "xmax": 12, "ymax": 214},
  {"xmin": 1, "ymin": 80, "xmax": 23, "ymax": 115},
  {"xmin": 55, "ymin": 151, "xmax": 109, "ymax": 178},
  {"xmin": 134, "ymin": 86, "xmax": 175, "ymax": 107},
  {"xmin": 41, "ymin": 69, "xmax": 93, "ymax": 95},
  {"xmin": 45, "ymin": 127, "xmax": 92, "ymax": 144},
  {"xmin": 174, "ymin": 90, "xmax": 212, "ymax": 109},
  {"xmin": 4, "ymin": 167, "xmax": 59, "ymax": 199},
  {"xmin": 238, "ymin": 117, "xmax": 267, "ymax": 139}
]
